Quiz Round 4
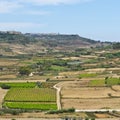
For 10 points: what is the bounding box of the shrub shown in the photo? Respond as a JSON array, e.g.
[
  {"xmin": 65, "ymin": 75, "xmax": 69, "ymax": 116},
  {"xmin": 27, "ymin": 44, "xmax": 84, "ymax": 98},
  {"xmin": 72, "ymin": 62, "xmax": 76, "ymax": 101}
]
[
  {"xmin": 1, "ymin": 84, "xmax": 11, "ymax": 89},
  {"xmin": 47, "ymin": 108, "xmax": 75, "ymax": 114}
]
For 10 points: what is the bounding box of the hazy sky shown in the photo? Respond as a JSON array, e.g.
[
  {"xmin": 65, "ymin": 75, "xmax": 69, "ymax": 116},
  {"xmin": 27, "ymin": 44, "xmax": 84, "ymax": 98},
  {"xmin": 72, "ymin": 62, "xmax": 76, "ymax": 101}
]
[{"xmin": 0, "ymin": 0, "xmax": 120, "ymax": 42}]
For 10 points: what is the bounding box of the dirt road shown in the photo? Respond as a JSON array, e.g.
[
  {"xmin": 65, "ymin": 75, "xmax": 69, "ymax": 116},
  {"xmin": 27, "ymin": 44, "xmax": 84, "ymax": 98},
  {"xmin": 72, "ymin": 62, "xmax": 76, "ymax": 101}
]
[{"xmin": 53, "ymin": 85, "xmax": 61, "ymax": 110}]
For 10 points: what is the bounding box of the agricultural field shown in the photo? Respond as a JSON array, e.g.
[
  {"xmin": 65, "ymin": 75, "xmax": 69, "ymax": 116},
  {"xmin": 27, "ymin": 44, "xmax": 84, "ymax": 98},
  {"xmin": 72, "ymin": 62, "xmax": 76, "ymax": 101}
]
[
  {"xmin": 61, "ymin": 87, "xmax": 120, "ymax": 109},
  {"xmin": 3, "ymin": 88, "xmax": 57, "ymax": 110},
  {"xmin": 0, "ymin": 82, "xmax": 36, "ymax": 88},
  {"xmin": 0, "ymin": 33, "xmax": 120, "ymax": 119},
  {"xmin": 4, "ymin": 88, "xmax": 56, "ymax": 102},
  {"xmin": 4, "ymin": 102, "xmax": 57, "ymax": 110},
  {"xmin": 62, "ymin": 98, "xmax": 120, "ymax": 109},
  {"xmin": 89, "ymin": 78, "xmax": 120, "ymax": 86},
  {"xmin": 0, "ymin": 88, "xmax": 8, "ymax": 108}
]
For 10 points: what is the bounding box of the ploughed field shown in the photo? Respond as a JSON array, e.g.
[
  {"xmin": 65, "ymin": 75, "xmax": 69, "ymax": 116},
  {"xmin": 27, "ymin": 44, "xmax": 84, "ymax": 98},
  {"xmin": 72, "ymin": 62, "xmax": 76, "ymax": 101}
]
[
  {"xmin": 61, "ymin": 86, "xmax": 120, "ymax": 109},
  {"xmin": 3, "ymin": 88, "xmax": 57, "ymax": 110}
]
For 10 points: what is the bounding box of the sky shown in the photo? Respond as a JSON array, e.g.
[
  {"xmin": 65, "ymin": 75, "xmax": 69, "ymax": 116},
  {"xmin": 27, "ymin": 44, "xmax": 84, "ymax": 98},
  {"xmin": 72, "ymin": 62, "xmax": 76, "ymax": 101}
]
[{"xmin": 0, "ymin": 0, "xmax": 120, "ymax": 42}]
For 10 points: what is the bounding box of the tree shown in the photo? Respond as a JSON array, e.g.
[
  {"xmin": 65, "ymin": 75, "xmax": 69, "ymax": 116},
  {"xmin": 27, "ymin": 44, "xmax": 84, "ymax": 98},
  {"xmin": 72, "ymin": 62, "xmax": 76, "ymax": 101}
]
[
  {"xmin": 105, "ymin": 76, "xmax": 108, "ymax": 85},
  {"xmin": 19, "ymin": 66, "xmax": 31, "ymax": 76}
]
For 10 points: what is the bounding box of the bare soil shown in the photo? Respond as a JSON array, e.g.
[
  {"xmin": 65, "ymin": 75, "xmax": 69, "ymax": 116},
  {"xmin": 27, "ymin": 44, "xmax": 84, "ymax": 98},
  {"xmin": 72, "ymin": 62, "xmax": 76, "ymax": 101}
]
[
  {"xmin": 112, "ymin": 85, "xmax": 120, "ymax": 91},
  {"xmin": 61, "ymin": 87, "xmax": 120, "ymax": 99},
  {"xmin": 61, "ymin": 86, "xmax": 120, "ymax": 109},
  {"xmin": 62, "ymin": 98, "xmax": 120, "ymax": 109}
]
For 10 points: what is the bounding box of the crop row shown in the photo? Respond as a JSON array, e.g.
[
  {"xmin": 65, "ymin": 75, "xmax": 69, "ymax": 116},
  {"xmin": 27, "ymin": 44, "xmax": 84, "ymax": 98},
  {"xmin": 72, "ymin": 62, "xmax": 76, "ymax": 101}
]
[
  {"xmin": 4, "ymin": 102, "xmax": 57, "ymax": 110},
  {"xmin": 0, "ymin": 82, "xmax": 36, "ymax": 88},
  {"xmin": 4, "ymin": 88, "xmax": 56, "ymax": 102}
]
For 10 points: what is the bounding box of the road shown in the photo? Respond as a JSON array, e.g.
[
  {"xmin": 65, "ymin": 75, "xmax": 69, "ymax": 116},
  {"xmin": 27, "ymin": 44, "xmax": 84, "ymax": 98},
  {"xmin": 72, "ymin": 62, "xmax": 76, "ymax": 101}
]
[
  {"xmin": 0, "ymin": 118, "xmax": 120, "ymax": 120},
  {"xmin": 0, "ymin": 79, "xmax": 45, "ymax": 83},
  {"xmin": 75, "ymin": 109, "xmax": 120, "ymax": 112},
  {"xmin": 53, "ymin": 85, "xmax": 61, "ymax": 110}
]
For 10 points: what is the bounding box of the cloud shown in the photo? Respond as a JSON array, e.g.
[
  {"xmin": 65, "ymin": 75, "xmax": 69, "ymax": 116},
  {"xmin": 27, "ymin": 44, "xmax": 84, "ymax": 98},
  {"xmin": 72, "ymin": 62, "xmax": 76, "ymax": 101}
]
[
  {"xmin": 0, "ymin": 1, "xmax": 22, "ymax": 13},
  {"xmin": 0, "ymin": 22, "xmax": 46, "ymax": 31},
  {"xmin": 0, "ymin": 0, "xmax": 93, "ymax": 14},
  {"xmin": 18, "ymin": 0, "xmax": 93, "ymax": 5}
]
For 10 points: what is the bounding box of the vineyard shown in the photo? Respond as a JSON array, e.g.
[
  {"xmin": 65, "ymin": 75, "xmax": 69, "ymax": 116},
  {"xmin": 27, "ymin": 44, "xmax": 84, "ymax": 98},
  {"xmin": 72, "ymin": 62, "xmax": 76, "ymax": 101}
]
[
  {"xmin": 0, "ymin": 82, "xmax": 36, "ymax": 88},
  {"xmin": 3, "ymin": 88, "xmax": 57, "ymax": 110},
  {"xmin": 0, "ymin": 82, "xmax": 56, "ymax": 88},
  {"xmin": 4, "ymin": 102, "xmax": 57, "ymax": 110}
]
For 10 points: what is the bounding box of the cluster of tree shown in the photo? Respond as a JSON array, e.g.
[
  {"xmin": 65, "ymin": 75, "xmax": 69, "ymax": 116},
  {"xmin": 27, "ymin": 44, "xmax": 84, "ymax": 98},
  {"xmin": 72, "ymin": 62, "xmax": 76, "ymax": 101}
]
[
  {"xmin": 101, "ymin": 52, "xmax": 120, "ymax": 58},
  {"xmin": 0, "ymin": 32, "xmax": 35, "ymax": 45},
  {"xmin": 112, "ymin": 43, "xmax": 120, "ymax": 49},
  {"xmin": 19, "ymin": 66, "xmax": 32, "ymax": 76}
]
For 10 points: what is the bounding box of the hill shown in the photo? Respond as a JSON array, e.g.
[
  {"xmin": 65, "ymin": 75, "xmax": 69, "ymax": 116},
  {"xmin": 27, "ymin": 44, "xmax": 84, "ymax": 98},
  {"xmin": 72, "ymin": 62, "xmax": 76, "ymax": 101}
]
[{"xmin": 0, "ymin": 31, "xmax": 107, "ymax": 55}]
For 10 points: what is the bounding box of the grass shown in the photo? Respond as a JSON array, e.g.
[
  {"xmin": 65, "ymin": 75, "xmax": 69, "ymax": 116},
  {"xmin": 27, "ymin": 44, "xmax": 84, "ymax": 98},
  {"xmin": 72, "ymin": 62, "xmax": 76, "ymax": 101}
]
[
  {"xmin": 89, "ymin": 78, "xmax": 120, "ymax": 86},
  {"xmin": 4, "ymin": 102, "xmax": 57, "ymax": 110},
  {"xmin": 0, "ymin": 82, "xmax": 36, "ymax": 88},
  {"xmin": 4, "ymin": 88, "xmax": 56, "ymax": 102},
  {"xmin": 106, "ymin": 78, "xmax": 120, "ymax": 86},
  {"xmin": 49, "ymin": 65, "xmax": 66, "ymax": 71},
  {"xmin": 0, "ymin": 82, "xmax": 56, "ymax": 88},
  {"xmin": 89, "ymin": 79, "xmax": 105, "ymax": 86},
  {"xmin": 79, "ymin": 73, "xmax": 97, "ymax": 78}
]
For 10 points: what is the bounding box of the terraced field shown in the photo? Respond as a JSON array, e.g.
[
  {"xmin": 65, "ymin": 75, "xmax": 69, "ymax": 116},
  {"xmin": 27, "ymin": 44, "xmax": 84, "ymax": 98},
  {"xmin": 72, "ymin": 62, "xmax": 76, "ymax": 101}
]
[{"xmin": 3, "ymin": 88, "xmax": 57, "ymax": 110}]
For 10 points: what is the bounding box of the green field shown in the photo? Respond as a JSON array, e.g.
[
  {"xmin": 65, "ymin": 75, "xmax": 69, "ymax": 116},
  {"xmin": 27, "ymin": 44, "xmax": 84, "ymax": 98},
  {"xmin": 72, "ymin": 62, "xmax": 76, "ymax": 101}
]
[
  {"xmin": 4, "ymin": 88, "xmax": 57, "ymax": 110},
  {"xmin": 5, "ymin": 88, "xmax": 56, "ymax": 102},
  {"xmin": 0, "ymin": 82, "xmax": 36, "ymax": 88},
  {"xmin": 4, "ymin": 102, "xmax": 57, "ymax": 110},
  {"xmin": 89, "ymin": 78, "xmax": 120, "ymax": 86},
  {"xmin": 106, "ymin": 78, "xmax": 120, "ymax": 85},
  {"xmin": 89, "ymin": 79, "xmax": 105, "ymax": 86},
  {"xmin": 79, "ymin": 73, "xmax": 97, "ymax": 78},
  {"xmin": 0, "ymin": 82, "xmax": 56, "ymax": 88}
]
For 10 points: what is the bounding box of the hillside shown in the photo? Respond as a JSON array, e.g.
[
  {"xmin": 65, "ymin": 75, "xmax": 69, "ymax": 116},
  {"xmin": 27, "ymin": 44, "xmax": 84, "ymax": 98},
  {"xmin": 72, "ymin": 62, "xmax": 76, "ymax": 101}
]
[{"xmin": 0, "ymin": 31, "xmax": 106, "ymax": 55}]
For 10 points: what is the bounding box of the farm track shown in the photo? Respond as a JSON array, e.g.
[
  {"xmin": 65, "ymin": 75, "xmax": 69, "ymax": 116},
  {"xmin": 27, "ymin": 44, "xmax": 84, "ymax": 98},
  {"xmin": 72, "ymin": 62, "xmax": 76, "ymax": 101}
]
[
  {"xmin": 0, "ymin": 118, "xmax": 61, "ymax": 120},
  {"xmin": 0, "ymin": 80, "xmax": 45, "ymax": 83},
  {"xmin": 53, "ymin": 85, "xmax": 61, "ymax": 110},
  {"xmin": 76, "ymin": 109, "xmax": 120, "ymax": 112}
]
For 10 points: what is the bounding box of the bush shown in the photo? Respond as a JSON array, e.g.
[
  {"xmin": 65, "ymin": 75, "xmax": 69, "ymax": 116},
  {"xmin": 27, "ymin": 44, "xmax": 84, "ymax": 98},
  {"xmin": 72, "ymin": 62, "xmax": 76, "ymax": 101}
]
[
  {"xmin": 47, "ymin": 108, "xmax": 75, "ymax": 114},
  {"xmin": 11, "ymin": 110, "xmax": 19, "ymax": 115},
  {"xmin": 19, "ymin": 66, "xmax": 31, "ymax": 76},
  {"xmin": 0, "ymin": 111, "xmax": 4, "ymax": 115},
  {"xmin": 1, "ymin": 84, "xmax": 11, "ymax": 89}
]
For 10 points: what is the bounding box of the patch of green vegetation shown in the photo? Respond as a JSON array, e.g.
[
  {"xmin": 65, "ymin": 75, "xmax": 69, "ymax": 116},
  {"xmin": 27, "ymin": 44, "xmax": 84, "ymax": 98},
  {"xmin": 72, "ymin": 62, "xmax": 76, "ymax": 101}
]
[
  {"xmin": 85, "ymin": 59, "xmax": 99, "ymax": 64},
  {"xmin": 4, "ymin": 88, "xmax": 56, "ymax": 102},
  {"xmin": 4, "ymin": 102, "xmax": 57, "ymax": 110},
  {"xmin": 47, "ymin": 108, "xmax": 75, "ymax": 114},
  {"xmin": 89, "ymin": 78, "xmax": 120, "ymax": 86},
  {"xmin": 0, "ymin": 82, "xmax": 36, "ymax": 88},
  {"xmin": 89, "ymin": 79, "xmax": 105, "ymax": 86},
  {"xmin": 40, "ymin": 82, "xmax": 57, "ymax": 88},
  {"xmin": 79, "ymin": 73, "xmax": 97, "ymax": 78},
  {"xmin": 85, "ymin": 112, "xmax": 96, "ymax": 119},
  {"xmin": 106, "ymin": 78, "xmax": 120, "ymax": 86},
  {"xmin": 49, "ymin": 65, "xmax": 66, "ymax": 71}
]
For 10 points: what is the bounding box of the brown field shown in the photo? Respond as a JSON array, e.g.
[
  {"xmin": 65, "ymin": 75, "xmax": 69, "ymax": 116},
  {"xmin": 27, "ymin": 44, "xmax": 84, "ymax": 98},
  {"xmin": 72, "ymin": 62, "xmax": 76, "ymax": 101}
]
[
  {"xmin": 61, "ymin": 86, "xmax": 120, "ymax": 109},
  {"xmin": 62, "ymin": 98, "xmax": 120, "ymax": 109},
  {"xmin": 59, "ymin": 71, "xmax": 82, "ymax": 76},
  {"xmin": 61, "ymin": 87, "xmax": 120, "ymax": 99},
  {"xmin": 0, "ymin": 60, "xmax": 18, "ymax": 66},
  {"xmin": 84, "ymin": 68, "xmax": 106, "ymax": 73},
  {"xmin": 56, "ymin": 81, "xmax": 89, "ymax": 88},
  {"xmin": 0, "ymin": 74, "xmax": 17, "ymax": 79},
  {"xmin": 112, "ymin": 85, "xmax": 120, "ymax": 91},
  {"xmin": 94, "ymin": 113, "xmax": 112, "ymax": 118}
]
